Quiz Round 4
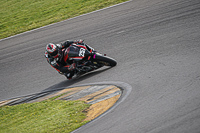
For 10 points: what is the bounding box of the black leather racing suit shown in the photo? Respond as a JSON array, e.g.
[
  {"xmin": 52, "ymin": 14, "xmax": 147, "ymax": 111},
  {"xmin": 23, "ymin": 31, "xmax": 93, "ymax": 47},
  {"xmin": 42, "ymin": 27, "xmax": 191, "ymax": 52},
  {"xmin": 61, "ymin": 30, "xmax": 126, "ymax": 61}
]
[{"xmin": 44, "ymin": 40, "xmax": 93, "ymax": 79}]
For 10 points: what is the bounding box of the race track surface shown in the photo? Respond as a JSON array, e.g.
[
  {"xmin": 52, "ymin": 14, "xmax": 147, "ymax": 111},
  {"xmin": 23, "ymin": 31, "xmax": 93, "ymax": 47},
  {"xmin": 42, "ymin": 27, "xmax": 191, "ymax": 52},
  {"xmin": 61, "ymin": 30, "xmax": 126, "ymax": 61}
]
[{"xmin": 0, "ymin": 0, "xmax": 200, "ymax": 132}]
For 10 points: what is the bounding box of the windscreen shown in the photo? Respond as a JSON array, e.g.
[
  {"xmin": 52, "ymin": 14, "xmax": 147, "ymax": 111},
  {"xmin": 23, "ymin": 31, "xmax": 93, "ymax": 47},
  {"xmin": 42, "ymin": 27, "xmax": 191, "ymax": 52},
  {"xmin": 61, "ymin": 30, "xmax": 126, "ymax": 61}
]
[{"xmin": 66, "ymin": 46, "xmax": 80, "ymax": 57}]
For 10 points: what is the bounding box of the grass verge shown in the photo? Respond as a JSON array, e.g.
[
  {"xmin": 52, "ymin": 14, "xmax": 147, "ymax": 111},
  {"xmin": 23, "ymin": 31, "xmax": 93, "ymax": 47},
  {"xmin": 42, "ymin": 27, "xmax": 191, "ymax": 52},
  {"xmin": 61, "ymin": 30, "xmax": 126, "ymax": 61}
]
[
  {"xmin": 0, "ymin": 99, "xmax": 91, "ymax": 133},
  {"xmin": 0, "ymin": 0, "xmax": 128, "ymax": 39}
]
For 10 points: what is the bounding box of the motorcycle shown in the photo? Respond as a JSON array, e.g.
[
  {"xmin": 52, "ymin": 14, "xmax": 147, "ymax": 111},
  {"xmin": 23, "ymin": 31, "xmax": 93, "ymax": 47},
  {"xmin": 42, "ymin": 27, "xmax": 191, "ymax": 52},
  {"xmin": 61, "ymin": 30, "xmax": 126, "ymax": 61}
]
[{"xmin": 63, "ymin": 43, "xmax": 117, "ymax": 79}]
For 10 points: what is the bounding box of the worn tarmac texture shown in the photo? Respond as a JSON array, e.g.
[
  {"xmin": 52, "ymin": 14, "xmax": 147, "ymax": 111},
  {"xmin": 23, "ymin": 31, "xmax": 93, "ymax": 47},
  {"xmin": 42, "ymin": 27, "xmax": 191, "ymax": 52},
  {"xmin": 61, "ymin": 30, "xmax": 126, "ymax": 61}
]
[{"xmin": 1, "ymin": 0, "xmax": 200, "ymax": 132}]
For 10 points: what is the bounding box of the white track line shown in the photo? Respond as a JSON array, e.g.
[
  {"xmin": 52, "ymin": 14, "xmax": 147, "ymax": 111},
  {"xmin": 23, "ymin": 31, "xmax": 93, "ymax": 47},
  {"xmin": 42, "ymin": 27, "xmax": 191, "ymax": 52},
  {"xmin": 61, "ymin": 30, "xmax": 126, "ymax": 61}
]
[{"xmin": 0, "ymin": 0, "xmax": 132, "ymax": 42}]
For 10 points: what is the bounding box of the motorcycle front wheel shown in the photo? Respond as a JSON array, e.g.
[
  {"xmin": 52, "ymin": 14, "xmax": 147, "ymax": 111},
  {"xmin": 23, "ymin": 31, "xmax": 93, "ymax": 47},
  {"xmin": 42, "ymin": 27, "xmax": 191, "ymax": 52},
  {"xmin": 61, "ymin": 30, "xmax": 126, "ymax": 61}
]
[{"xmin": 93, "ymin": 53, "xmax": 117, "ymax": 67}]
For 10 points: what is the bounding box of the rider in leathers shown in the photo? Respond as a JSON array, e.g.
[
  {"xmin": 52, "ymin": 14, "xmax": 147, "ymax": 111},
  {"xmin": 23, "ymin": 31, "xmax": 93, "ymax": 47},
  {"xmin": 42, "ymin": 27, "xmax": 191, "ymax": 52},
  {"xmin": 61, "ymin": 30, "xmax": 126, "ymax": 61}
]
[{"xmin": 44, "ymin": 40, "xmax": 93, "ymax": 79}]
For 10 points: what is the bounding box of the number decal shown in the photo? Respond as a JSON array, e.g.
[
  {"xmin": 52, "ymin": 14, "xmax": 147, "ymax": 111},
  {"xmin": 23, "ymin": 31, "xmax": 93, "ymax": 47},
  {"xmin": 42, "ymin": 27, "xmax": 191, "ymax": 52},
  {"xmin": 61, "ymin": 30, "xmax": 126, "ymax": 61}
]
[{"xmin": 79, "ymin": 48, "xmax": 85, "ymax": 57}]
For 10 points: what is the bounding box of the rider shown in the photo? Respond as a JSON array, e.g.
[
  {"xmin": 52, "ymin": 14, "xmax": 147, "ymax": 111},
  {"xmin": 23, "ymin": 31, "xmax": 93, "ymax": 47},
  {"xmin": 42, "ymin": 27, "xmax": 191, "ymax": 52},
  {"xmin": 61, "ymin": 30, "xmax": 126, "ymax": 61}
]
[{"xmin": 44, "ymin": 40, "xmax": 93, "ymax": 79}]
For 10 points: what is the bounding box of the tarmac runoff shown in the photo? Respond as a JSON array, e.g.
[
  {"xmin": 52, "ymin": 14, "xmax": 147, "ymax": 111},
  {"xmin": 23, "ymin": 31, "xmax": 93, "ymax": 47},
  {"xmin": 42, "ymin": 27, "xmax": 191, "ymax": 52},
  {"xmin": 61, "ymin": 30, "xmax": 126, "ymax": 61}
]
[{"xmin": 0, "ymin": 84, "xmax": 122, "ymax": 121}]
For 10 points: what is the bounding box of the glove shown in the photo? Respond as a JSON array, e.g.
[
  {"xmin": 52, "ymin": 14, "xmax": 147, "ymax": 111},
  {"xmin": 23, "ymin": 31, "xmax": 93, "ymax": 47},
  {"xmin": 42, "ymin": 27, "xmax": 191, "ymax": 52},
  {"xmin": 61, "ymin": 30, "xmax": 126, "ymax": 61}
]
[
  {"xmin": 75, "ymin": 39, "xmax": 84, "ymax": 44},
  {"xmin": 68, "ymin": 63, "xmax": 76, "ymax": 71},
  {"xmin": 44, "ymin": 51, "xmax": 48, "ymax": 58}
]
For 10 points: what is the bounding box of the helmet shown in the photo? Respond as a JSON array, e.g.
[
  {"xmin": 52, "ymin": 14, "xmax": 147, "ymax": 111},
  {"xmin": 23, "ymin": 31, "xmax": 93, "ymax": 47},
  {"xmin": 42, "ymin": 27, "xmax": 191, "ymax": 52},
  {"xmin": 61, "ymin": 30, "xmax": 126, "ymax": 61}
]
[{"xmin": 46, "ymin": 43, "xmax": 60, "ymax": 59}]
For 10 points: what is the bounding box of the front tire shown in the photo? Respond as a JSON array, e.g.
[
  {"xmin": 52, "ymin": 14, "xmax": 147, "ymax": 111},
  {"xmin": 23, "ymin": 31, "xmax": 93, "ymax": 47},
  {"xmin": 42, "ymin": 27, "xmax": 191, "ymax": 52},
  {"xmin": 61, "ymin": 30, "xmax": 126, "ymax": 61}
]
[{"xmin": 94, "ymin": 54, "xmax": 117, "ymax": 67}]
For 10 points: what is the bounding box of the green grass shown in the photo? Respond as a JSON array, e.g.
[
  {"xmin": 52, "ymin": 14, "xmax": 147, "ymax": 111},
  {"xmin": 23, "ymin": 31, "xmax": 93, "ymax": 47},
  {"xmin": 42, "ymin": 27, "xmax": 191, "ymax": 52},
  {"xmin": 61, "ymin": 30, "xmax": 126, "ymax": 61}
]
[
  {"xmin": 0, "ymin": 99, "xmax": 90, "ymax": 133},
  {"xmin": 0, "ymin": 0, "xmax": 128, "ymax": 39}
]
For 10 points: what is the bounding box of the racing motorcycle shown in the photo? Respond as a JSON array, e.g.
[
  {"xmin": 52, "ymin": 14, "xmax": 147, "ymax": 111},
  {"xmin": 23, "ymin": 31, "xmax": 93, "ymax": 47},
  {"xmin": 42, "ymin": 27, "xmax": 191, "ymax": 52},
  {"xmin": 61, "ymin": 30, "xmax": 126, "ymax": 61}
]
[{"xmin": 63, "ymin": 43, "xmax": 117, "ymax": 79}]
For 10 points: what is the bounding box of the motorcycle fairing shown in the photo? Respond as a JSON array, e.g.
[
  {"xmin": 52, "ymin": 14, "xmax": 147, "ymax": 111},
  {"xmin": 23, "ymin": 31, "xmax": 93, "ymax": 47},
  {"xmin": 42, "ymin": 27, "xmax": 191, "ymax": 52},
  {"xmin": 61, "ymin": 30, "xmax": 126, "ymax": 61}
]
[{"xmin": 64, "ymin": 45, "xmax": 90, "ymax": 62}]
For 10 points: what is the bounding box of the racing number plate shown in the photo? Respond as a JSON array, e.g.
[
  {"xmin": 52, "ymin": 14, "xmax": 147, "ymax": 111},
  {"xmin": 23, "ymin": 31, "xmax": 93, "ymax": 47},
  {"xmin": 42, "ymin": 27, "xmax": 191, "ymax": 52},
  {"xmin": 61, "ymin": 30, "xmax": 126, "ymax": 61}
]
[{"xmin": 79, "ymin": 48, "xmax": 86, "ymax": 57}]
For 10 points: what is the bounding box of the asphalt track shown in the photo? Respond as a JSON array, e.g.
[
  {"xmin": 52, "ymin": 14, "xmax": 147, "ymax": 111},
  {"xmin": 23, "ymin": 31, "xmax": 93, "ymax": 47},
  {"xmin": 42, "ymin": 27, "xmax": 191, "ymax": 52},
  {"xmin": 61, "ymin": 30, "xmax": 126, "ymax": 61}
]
[{"xmin": 0, "ymin": 0, "xmax": 200, "ymax": 132}]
